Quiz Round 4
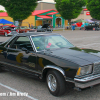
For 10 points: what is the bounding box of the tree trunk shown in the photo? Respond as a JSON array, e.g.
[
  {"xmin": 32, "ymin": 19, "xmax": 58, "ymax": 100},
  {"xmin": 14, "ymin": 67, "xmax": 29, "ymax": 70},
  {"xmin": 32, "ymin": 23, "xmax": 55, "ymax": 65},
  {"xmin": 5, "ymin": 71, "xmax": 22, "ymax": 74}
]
[
  {"xmin": 68, "ymin": 19, "xmax": 71, "ymax": 26},
  {"xmin": 68, "ymin": 19, "xmax": 71, "ymax": 29},
  {"xmin": 18, "ymin": 20, "xmax": 22, "ymax": 26}
]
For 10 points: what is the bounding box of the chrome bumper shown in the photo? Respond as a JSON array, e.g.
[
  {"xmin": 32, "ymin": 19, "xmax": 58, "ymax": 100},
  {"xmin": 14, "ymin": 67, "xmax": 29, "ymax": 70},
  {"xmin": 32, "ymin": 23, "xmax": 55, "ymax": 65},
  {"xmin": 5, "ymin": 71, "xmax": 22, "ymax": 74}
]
[
  {"xmin": 8, "ymin": 32, "xmax": 19, "ymax": 35},
  {"xmin": 74, "ymin": 74, "xmax": 100, "ymax": 88}
]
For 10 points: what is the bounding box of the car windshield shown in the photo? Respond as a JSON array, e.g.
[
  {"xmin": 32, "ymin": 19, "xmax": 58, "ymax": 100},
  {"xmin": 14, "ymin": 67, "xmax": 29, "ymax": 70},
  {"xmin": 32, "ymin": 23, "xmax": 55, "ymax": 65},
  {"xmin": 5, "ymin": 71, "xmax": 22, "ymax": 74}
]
[
  {"xmin": 31, "ymin": 35, "xmax": 74, "ymax": 51},
  {"xmin": 37, "ymin": 26, "xmax": 42, "ymax": 29},
  {"xmin": 3, "ymin": 26, "xmax": 9, "ymax": 29}
]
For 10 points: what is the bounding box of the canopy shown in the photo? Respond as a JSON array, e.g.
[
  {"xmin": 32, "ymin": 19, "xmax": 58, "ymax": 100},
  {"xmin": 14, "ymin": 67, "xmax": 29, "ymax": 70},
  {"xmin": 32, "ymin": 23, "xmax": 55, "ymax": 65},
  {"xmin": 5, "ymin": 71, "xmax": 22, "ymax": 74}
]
[
  {"xmin": 91, "ymin": 18, "xmax": 100, "ymax": 22},
  {"xmin": 0, "ymin": 19, "xmax": 13, "ymax": 24},
  {"xmin": 74, "ymin": 19, "xmax": 87, "ymax": 23},
  {"xmin": 85, "ymin": 19, "xmax": 94, "ymax": 23},
  {"xmin": 10, "ymin": 24, "xmax": 16, "ymax": 27}
]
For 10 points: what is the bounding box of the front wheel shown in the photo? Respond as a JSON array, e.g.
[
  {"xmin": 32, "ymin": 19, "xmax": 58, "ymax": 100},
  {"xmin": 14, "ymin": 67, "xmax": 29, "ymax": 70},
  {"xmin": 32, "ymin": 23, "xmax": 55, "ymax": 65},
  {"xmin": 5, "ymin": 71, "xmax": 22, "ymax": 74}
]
[
  {"xmin": 4, "ymin": 32, "xmax": 8, "ymax": 37},
  {"xmin": 46, "ymin": 70, "xmax": 66, "ymax": 96}
]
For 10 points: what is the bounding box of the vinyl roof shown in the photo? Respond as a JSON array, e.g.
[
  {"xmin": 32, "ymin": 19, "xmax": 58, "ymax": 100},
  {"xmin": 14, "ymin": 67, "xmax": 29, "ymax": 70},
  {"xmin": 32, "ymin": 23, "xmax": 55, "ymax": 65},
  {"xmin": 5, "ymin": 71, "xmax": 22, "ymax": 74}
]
[{"xmin": 17, "ymin": 32, "xmax": 59, "ymax": 36}]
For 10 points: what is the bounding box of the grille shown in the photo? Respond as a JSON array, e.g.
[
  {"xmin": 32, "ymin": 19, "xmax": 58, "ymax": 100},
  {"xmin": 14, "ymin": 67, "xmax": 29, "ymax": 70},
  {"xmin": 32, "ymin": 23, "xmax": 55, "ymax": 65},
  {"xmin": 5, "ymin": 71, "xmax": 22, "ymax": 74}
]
[
  {"xmin": 29, "ymin": 30, "xmax": 35, "ymax": 32},
  {"xmin": 93, "ymin": 62, "xmax": 100, "ymax": 74}
]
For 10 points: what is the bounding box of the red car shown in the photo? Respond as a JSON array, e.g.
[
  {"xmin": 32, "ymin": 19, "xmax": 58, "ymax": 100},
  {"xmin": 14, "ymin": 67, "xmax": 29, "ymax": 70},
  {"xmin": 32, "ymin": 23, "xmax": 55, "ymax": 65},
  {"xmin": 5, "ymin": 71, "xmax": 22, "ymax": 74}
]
[
  {"xmin": 0, "ymin": 25, "xmax": 18, "ymax": 36},
  {"xmin": 15, "ymin": 26, "xmax": 37, "ymax": 33}
]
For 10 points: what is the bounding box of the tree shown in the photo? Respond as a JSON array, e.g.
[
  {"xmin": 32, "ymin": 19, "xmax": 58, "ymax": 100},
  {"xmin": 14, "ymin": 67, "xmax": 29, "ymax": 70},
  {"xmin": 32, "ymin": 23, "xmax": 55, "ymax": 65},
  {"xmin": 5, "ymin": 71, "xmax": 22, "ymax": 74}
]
[
  {"xmin": 0, "ymin": 10, "xmax": 5, "ymax": 12},
  {"xmin": 86, "ymin": 0, "xmax": 100, "ymax": 20},
  {"xmin": 0, "ymin": 0, "xmax": 37, "ymax": 26},
  {"xmin": 55, "ymin": 0, "xmax": 86, "ymax": 25}
]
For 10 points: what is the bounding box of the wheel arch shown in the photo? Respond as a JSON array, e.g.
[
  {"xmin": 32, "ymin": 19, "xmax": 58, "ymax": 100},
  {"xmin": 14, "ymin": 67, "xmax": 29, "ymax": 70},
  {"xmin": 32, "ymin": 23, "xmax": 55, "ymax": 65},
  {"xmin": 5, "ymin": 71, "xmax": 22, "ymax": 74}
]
[{"xmin": 41, "ymin": 65, "xmax": 66, "ymax": 80}]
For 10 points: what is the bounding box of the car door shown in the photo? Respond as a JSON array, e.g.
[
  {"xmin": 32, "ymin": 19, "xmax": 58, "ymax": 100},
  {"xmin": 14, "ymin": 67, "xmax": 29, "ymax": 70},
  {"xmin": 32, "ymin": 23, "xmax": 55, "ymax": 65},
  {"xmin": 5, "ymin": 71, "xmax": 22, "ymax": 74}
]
[
  {"xmin": 0, "ymin": 26, "xmax": 4, "ymax": 35},
  {"xmin": 5, "ymin": 36, "xmax": 38, "ymax": 75}
]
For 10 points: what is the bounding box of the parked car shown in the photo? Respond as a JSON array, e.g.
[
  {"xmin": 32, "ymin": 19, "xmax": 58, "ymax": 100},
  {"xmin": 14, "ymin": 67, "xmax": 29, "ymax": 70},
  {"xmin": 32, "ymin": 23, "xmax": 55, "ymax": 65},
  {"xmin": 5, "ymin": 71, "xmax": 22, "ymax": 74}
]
[
  {"xmin": 1, "ymin": 32, "xmax": 100, "ymax": 96},
  {"xmin": 0, "ymin": 25, "xmax": 18, "ymax": 36},
  {"xmin": 15, "ymin": 26, "xmax": 37, "ymax": 33},
  {"xmin": 37, "ymin": 24, "xmax": 53, "ymax": 32},
  {"xmin": 83, "ymin": 23, "xmax": 99, "ymax": 30}
]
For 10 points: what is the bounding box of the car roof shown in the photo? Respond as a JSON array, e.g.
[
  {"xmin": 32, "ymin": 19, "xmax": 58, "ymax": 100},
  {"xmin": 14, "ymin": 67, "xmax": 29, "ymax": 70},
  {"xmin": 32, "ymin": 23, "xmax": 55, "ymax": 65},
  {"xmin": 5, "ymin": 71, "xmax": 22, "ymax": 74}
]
[{"xmin": 17, "ymin": 32, "xmax": 60, "ymax": 36}]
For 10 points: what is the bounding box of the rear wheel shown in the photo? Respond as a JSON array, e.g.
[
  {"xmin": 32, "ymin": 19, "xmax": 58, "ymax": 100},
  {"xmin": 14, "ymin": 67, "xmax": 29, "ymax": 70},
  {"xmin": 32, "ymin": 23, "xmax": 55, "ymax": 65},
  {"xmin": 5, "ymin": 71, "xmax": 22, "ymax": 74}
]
[
  {"xmin": 46, "ymin": 70, "xmax": 66, "ymax": 96},
  {"xmin": 4, "ymin": 32, "xmax": 8, "ymax": 37}
]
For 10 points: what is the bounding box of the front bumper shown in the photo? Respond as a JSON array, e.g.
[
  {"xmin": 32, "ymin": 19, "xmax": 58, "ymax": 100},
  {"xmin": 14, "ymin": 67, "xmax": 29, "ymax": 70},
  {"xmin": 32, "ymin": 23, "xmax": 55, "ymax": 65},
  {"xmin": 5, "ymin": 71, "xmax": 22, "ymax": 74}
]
[
  {"xmin": 8, "ymin": 31, "xmax": 19, "ymax": 36},
  {"xmin": 74, "ymin": 74, "xmax": 100, "ymax": 88}
]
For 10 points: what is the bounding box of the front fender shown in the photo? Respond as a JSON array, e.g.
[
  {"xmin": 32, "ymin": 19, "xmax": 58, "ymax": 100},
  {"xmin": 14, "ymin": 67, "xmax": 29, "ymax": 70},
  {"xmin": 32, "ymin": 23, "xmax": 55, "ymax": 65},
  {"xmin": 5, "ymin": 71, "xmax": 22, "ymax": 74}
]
[{"xmin": 41, "ymin": 65, "xmax": 66, "ymax": 79}]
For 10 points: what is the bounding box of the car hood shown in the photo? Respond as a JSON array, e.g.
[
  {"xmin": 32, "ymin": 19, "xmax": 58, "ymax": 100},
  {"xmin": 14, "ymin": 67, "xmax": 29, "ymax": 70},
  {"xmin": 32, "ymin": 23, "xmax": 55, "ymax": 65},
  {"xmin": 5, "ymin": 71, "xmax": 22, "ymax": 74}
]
[
  {"xmin": 42, "ymin": 24, "xmax": 50, "ymax": 28},
  {"xmin": 49, "ymin": 47, "xmax": 100, "ymax": 66}
]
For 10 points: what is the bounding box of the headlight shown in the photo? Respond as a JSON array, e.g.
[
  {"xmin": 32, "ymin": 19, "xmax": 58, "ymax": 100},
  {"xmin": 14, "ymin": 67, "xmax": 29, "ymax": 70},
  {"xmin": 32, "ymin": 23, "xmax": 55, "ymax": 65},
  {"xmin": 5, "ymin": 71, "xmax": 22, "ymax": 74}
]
[{"xmin": 77, "ymin": 65, "xmax": 92, "ymax": 76}]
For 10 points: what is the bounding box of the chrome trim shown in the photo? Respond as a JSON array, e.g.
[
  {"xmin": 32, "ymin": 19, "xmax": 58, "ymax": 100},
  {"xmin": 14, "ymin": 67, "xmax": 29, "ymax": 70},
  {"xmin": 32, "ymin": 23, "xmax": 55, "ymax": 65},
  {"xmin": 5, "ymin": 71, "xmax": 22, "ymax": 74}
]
[
  {"xmin": 65, "ymin": 77, "xmax": 74, "ymax": 83},
  {"xmin": 42, "ymin": 65, "xmax": 66, "ymax": 79},
  {"xmin": 30, "ymin": 36, "xmax": 37, "ymax": 52},
  {"xmin": 74, "ymin": 74, "xmax": 100, "ymax": 82},
  {"xmin": 75, "ymin": 78, "xmax": 100, "ymax": 89}
]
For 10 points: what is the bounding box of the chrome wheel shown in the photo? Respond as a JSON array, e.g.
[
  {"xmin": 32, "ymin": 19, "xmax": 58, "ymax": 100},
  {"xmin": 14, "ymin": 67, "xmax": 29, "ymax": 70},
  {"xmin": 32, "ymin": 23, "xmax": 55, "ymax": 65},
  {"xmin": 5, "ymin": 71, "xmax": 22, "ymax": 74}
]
[
  {"xmin": 46, "ymin": 70, "xmax": 66, "ymax": 96},
  {"xmin": 47, "ymin": 74, "xmax": 57, "ymax": 92},
  {"xmin": 5, "ymin": 32, "xmax": 8, "ymax": 37}
]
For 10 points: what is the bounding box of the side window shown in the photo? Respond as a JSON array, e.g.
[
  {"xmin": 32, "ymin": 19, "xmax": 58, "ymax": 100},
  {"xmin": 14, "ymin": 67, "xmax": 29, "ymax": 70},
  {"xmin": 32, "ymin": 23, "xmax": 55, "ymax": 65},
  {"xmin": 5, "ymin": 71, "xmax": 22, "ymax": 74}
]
[{"xmin": 7, "ymin": 36, "xmax": 33, "ymax": 51}]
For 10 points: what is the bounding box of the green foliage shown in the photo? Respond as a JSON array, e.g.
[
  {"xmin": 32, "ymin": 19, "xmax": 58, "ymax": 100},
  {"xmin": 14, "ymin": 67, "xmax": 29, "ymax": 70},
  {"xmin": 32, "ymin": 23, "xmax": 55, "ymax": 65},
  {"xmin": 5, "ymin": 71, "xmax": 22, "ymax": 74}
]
[
  {"xmin": 0, "ymin": 0, "xmax": 37, "ymax": 24},
  {"xmin": 0, "ymin": 10, "xmax": 5, "ymax": 12},
  {"xmin": 86, "ymin": 0, "xmax": 100, "ymax": 20},
  {"xmin": 55, "ymin": 0, "xmax": 86, "ymax": 24}
]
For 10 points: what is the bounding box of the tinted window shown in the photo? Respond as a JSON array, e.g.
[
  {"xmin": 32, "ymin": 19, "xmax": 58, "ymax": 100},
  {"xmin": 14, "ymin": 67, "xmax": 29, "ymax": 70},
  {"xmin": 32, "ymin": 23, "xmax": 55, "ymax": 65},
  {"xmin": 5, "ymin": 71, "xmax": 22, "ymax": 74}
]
[{"xmin": 7, "ymin": 36, "xmax": 33, "ymax": 51}]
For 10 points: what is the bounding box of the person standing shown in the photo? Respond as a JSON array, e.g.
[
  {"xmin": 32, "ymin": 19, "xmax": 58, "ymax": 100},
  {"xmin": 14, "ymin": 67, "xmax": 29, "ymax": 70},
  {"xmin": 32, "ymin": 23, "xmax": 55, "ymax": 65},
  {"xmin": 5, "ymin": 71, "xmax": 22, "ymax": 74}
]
[
  {"xmin": 29, "ymin": 24, "xmax": 30, "ymax": 28},
  {"xmin": 31, "ymin": 23, "xmax": 34, "ymax": 29}
]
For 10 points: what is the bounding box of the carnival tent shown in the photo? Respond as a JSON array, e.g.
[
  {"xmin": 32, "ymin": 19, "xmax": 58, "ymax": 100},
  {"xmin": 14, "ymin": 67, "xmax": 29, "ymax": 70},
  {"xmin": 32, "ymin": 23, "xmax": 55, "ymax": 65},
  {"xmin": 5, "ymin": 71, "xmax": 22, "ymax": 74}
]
[
  {"xmin": 85, "ymin": 19, "xmax": 94, "ymax": 23},
  {"xmin": 0, "ymin": 18, "xmax": 13, "ymax": 24},
  {"xmin": 74, "ymin": 19, "xmax": 87, "ymax": 23}
]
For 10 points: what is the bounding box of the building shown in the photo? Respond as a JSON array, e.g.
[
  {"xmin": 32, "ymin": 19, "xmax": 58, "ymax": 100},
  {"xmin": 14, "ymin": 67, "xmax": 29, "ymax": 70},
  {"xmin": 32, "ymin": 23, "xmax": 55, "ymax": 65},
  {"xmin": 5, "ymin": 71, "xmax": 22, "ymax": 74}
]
[
  {"xmin": 0, "ymin": 2, "xmax": 92, "ymax": 27},
  {"xmin": 36, "ymin": 1, "xmax": 56, "ymax": 10},
  {"xmin": 0, "ymin": 9, "xmax": 68, "ymax": 28}
]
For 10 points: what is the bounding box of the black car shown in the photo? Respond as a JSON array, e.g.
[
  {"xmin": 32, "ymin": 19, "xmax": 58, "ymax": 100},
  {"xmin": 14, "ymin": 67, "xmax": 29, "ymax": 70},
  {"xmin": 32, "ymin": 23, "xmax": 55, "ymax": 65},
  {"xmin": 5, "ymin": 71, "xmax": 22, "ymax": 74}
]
[
  {"xmin": 37, "ymin": 24, "xmax": 53, "ymax": 32},
  {"xmin": 84, "ymin": 23, "xmax": 99, "ymax": 30},
  {"xmin": 1, "ymin": 33, "xmax": 100, "ymax": 96}
]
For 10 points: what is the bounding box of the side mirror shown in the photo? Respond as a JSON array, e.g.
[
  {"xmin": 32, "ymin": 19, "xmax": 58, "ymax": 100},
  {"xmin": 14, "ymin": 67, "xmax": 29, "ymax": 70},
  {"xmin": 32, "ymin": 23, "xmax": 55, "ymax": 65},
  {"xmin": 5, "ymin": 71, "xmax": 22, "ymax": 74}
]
[{"xmin": 21, "ymin": 47, "xmax": 29, "ymax": 54}]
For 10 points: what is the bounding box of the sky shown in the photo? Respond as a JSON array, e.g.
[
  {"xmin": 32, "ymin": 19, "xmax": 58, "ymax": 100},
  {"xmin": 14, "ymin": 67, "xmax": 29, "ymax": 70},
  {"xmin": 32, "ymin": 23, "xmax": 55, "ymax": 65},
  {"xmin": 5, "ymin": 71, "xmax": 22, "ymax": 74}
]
[
  {"xmin": 0, "ymin": 5, "xmax": 6, "ymax": 11},
  {"xmin": 41, "ymin": 0, "xmax": 54, "ymax": 2}
]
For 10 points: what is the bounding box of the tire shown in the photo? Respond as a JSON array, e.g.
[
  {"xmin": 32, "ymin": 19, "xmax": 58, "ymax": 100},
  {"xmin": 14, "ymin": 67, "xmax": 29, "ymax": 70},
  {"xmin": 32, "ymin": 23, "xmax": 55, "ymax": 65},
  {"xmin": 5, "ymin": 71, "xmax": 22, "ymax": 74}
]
[
  {"xmin": 4, "ymin": 32, "xmax": 8, "ymax": 37},
  {"xmin": 46, "ymin": 70, "xmax": 66, "ymax": 96},
  {"xmin": 0, "ymin": 66, "xmax": 4, "ymax": 72}
]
